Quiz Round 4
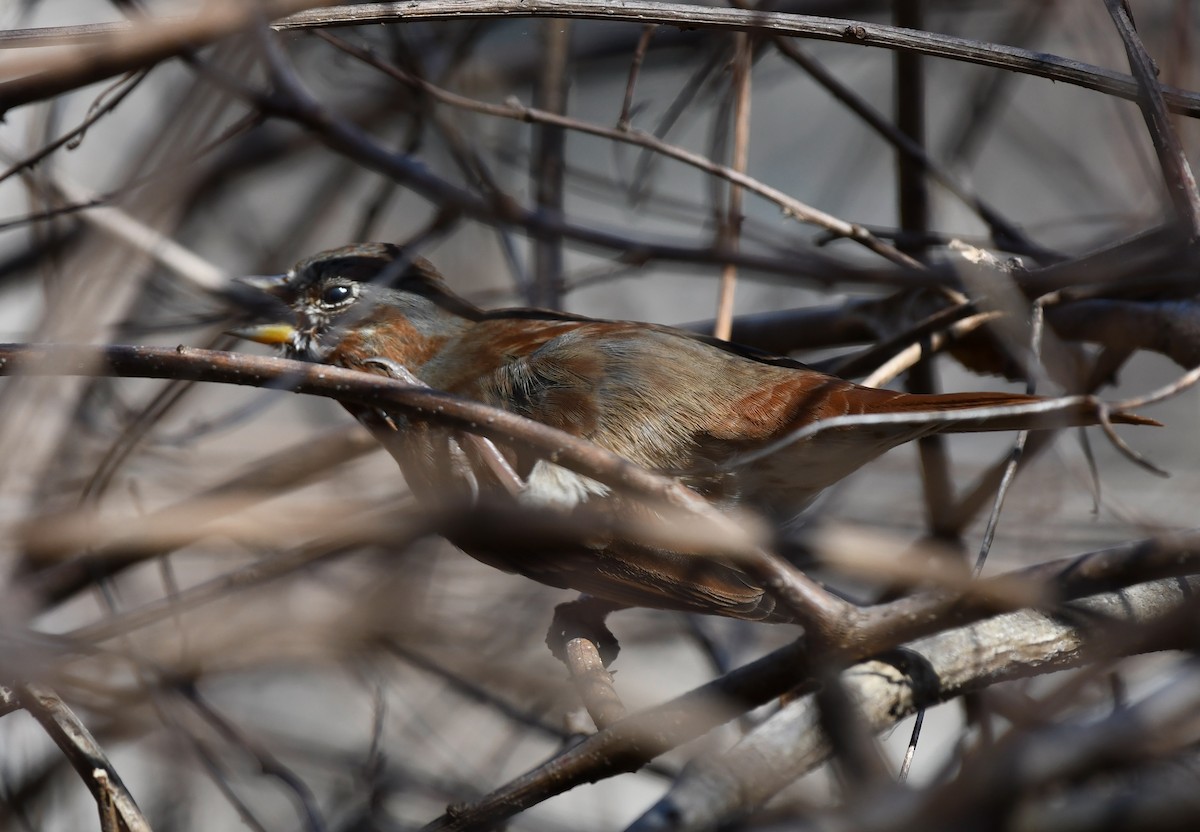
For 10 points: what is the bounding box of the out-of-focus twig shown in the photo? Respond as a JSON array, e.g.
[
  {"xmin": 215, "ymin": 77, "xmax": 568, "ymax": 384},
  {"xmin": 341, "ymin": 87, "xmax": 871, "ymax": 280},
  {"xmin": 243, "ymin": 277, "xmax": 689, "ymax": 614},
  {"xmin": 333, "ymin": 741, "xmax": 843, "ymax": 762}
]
[
  {"xmin": 21, "ymin": 424, "xmax": 379, "ymax": 605},
  {"xmin": 0, "ymin": 71, "xmax": 148, "ymax": 189},
  {"xmin": 0, "ymin": 0, "xmax": 335, "ymax": 115},
  {"xmin": 0, "ymin": 144, "xmax": 227, "ymax": 291}
]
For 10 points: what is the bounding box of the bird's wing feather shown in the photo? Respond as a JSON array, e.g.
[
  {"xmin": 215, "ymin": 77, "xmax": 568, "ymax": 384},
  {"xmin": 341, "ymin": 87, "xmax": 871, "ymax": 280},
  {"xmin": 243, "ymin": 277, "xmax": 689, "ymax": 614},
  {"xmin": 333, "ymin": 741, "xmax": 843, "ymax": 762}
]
[{"xmin": 454, "ymin": 518, "xmax": 788, "ymax": 622}]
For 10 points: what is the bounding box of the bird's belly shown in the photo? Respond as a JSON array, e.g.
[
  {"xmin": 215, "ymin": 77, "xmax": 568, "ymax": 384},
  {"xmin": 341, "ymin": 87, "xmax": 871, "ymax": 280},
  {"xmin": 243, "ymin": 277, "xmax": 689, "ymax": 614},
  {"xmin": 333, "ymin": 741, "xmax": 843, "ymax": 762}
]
[
  {"xmin": 520, "ymin": 459, "xmax": 611, "ymax": 509},
  {"xmin": 734, "ymin": 431, "xmax": 918, "ymax": 519},
  {"xmin": 385, "ymin": 423, "xmax": 610, "ymax": 511}
]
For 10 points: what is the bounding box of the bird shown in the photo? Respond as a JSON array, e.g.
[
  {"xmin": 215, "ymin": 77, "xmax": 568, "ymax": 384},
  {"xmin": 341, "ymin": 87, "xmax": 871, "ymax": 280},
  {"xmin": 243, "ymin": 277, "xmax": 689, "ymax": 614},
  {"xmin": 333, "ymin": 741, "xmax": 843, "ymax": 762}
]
[{"xmin": 233, "ymin": 242, "xmax": 1154, "ymax": 633}]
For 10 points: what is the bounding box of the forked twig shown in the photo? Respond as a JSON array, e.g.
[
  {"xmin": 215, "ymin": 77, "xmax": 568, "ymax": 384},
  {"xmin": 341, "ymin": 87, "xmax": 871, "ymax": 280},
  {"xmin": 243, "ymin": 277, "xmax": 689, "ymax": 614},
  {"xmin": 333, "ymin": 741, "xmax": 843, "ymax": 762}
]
[{"xmin": 15, "ymin": 684, "xmax": 152, "ymax": 832}]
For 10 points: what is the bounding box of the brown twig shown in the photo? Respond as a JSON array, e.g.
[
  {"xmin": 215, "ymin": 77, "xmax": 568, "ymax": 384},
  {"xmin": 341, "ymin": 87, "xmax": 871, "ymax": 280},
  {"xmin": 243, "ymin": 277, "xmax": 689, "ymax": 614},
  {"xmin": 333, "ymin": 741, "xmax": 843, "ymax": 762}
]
[
  {"xmin": 713, "ymin": 33, "xmax": 752, "ymax": 341},
  {"xmin": 9, "ymin": 1, "xmax": 1200, "ymax": 118},
  {"xmin": 1103, "ymin": 0, "xmax": 1200, "ymax": 238},
  {"xmin": 0, "ymin": 4, "xmax": 1191, "ymax": 120},
  {"xmin": 740, "ymin": 2, "xmax": 1051, "ymax": 261},
  {"xmin": 617, "ymin": 25, "xmax": 658, "ymax": 130},
  {"xmin": 272, "ymin": 2, "xmax": 1200, "ymax": 115},
  {"xmin": 0, "ymin": 71, "xmax": 148, "ymax": 188},
  {"xmin": 425, "ymin": 639, "xmax": 815, "ymax": 832},
  {"xmin": 530, "ymin": 20, "xmax": 571, "ymax": 309},
  {"xmin": 21, "ymin": 424, "xmax": 380, "ymax": 606},
  {"xmin": 312, "ymin": 30, "xmax": 918, "ymax": 267},
  {"xmin": 0, "ymin": 0, "xmax": 333, "ymax": 115},
  {"xmin": 860, "ymin": 311, "xmax": 1002, "ymax": 387},
  {"xmin": 1097, "ymin": 406, "xmax": 1169, "ymax": 477},
  {"xmin": 15, "ymin": 684, "xmax": 152, "ymax": 832},
  {"xmin": 971, "ymin": 292, "xmax": 1048, "ymax": 576},
  {"xmin": 179, "ymin": 684, "xmax": 328, "ymax": 832},
  {"xmin": 1114, "ymin": 362, "xmax": 1200, "ymax": 410}
]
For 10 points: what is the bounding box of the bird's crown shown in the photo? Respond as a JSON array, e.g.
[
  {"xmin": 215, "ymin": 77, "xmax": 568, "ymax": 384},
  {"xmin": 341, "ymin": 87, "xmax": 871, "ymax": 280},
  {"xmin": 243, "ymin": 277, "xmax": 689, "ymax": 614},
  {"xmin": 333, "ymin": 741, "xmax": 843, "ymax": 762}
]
[{"xmin": 282, "ymin": 243, "xmax": 481, "ymax": 318}]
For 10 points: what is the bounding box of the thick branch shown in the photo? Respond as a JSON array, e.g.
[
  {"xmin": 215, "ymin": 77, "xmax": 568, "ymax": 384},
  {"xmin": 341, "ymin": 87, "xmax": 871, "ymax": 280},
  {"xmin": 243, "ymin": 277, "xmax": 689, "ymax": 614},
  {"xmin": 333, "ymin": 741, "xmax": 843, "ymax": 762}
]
[{"xmin": 629, "ymin": 576, "xmax": 1200, "ymax": 832}]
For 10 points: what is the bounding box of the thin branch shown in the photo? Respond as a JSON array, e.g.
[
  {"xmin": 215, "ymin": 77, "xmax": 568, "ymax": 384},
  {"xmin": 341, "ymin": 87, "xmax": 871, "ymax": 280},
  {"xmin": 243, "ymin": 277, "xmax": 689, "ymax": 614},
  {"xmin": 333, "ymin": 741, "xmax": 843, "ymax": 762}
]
[
  {"xmin": 22, "ymin": 424, "xmax": 379, "ymax": 606},
  {"xmin": 312, "ymin": 30, "xmax": 918, "ymax": 267},
  {"xmin": 0, "ymin": 70, "xmax": 148, "ymax": 189},
  {"xmin": 728, "ymin": 394, "xmax": 1152, "ymax": 471},
  {"xmin": 386, "ymin": 642, "xmax": 578, "ymax": 745},
  {"xmin": 530, "ymin": 20, "xmax": 571, "ymax": 309},
  {"xmin": 1103, "ymin": 0, "xmax": 1200, "ymax": 238},
  {"xmin": 10, "ymin": 1, "xmax": 1200, "ymax": 126},
  {"xmin": 860, "ymin": 311, "xmax": 1001, "ymax": 387},
  {"xmin": 973, "ymin": 291, "xmax": 1046, "ymax": 577},
  {"xmin": 15, "ymin": 684, "xmax": 152, "ymax": 832},
  {"xmin": 739, "ymin": 0, "xmax": 1053, "ymax": 261},
  {"xmin": 1097, "ymin": 406, "xmax": 1169, "ymax": 477},
  {"xmin": 422, "ymin": 640, "xmax": 815, "ymax": 832},
  {"xmin": 270, "ymin": 1, "xmax": 1200, "ymax": 115},
  {"xmin": 713, "ymin": 33, "xmax": 752, "ymax": 341},
  {"xmin": 617, "ymin": 25, "xmax": 657, "ymax": 130},
  {"xmin": 1114, "ymin": 362, "xmax": 1200, "ymax": 410},
  {"xmin": 180, "ymin": 685, "xmax": 328, "ymax": 832}
]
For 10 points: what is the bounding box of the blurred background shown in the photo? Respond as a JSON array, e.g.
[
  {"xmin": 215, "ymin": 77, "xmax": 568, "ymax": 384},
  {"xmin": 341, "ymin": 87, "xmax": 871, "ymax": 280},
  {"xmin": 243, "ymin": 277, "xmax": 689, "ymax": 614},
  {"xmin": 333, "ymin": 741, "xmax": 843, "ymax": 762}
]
[{"xmin": 1, "ymin": 1, "xmax": 1198, "ymax": 830}]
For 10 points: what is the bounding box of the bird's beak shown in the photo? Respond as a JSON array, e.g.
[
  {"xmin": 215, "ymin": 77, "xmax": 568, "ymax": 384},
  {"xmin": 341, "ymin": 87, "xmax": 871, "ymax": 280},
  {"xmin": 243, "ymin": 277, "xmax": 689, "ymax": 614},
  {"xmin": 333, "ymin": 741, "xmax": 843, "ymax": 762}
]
[
  {"xmin": 229, "ymin": 272, "xmax": 297, "ymax": 345},
  {"xmin": 228, "ymin": 322, "xmax": 297, "ymax": 345}
]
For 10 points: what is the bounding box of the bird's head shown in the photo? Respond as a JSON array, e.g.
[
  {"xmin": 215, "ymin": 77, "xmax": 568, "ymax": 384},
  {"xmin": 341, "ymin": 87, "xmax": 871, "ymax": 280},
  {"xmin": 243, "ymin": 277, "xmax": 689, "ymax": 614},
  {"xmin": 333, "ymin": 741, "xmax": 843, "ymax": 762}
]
[{"xmin": 232, "ymin": 242, "xmax": 480, "ymax": 362}]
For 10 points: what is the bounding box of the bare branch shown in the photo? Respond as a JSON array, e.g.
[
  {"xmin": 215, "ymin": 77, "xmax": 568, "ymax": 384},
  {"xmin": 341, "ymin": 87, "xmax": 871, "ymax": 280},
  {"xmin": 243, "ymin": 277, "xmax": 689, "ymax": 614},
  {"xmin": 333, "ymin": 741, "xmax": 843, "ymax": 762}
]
[
  {"xmin": 1103, "ymin": 0, "xmax": 1200, "ymax": 237},
  {"xmin": 628, "ymin": 576, "xmax": 1200, "ymax": 832},
  {"xmin": 272, "ymin": 1, "xmax": 1200, "ymax": 117},
  {"xmin": 0, "ymin": 0, "xmax": 335, "ymax": 115},
  {"xmin": 16, "ymin": 684, "xmax": 152, "ymax": 832}
]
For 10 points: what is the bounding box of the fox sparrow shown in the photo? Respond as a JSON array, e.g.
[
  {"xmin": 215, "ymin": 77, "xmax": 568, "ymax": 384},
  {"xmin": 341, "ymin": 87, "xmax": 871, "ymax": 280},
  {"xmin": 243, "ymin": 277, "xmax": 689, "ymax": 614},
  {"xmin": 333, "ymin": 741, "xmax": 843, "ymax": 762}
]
[{"xmin": 235, "ymin": 243, "xmax": 1151, "ymax": 627}]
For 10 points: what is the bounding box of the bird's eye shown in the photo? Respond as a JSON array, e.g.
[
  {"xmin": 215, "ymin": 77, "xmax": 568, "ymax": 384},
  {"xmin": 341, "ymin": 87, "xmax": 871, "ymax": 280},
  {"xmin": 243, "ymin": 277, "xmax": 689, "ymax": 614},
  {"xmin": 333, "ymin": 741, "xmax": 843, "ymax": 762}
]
[{"xmin": 320, "ymin": 283, "xmax": 354, "ymax": 306}]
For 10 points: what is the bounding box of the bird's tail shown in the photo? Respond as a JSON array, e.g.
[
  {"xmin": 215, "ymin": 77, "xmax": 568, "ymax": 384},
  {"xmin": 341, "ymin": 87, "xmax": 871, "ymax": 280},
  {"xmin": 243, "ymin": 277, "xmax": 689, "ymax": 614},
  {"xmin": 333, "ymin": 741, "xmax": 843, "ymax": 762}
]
[{"xmin": 868, "ymin": 389, "xmax": 1160, "ymax": 433}]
